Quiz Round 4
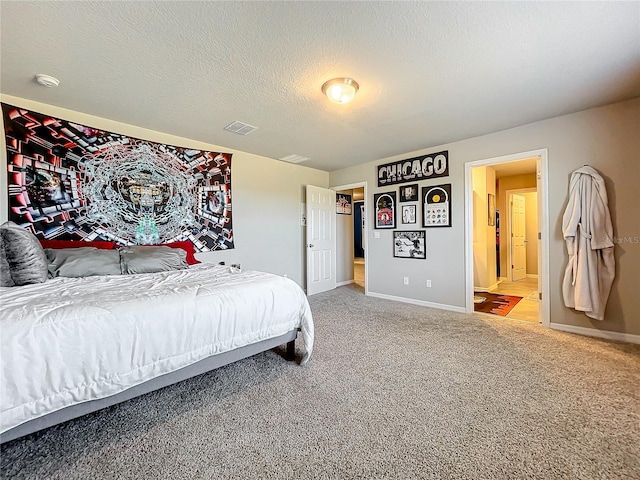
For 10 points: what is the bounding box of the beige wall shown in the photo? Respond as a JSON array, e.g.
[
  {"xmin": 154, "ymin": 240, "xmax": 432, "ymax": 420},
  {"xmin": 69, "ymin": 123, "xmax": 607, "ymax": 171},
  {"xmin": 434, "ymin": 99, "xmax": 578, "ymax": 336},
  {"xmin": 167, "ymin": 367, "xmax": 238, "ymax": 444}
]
[
  {"xmin": 330, "ymin": 98, "xmax": 640, "ymax": 336},
  {"xmin": 497, "ymin": 173, "xmax": 537, "ymax": 278},
  {"xmin": 0, "ymin": 95, "xmax": 329, "ymax": 288},
  {"xmin": 336, "ymin": 189, "xmax": 355, "ymax": 284},
  {"xmin": 472, "ymin": 166, "xmax": 497, "ymax": 290}
]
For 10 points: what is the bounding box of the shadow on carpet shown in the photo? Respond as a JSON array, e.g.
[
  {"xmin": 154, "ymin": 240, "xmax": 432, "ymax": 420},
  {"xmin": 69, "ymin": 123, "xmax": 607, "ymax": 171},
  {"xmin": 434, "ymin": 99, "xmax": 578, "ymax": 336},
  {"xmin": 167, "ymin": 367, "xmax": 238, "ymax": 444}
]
[{"xmin": 474, "ymin": 292, "xmax": 522, "ymax": 316}]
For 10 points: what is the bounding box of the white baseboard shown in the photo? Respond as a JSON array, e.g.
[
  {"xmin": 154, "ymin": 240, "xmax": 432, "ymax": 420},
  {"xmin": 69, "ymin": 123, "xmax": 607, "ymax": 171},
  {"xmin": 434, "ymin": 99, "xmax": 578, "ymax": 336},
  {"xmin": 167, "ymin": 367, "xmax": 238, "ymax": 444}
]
[
  {"xmin": 336, "ymin": 279, "xmax": 355, "ymax": 287},
  {"xmin": 367, "ymin": 291, "xmax": 466, "ymax": 313},
  {"xmin": 549, "ymin": 322, "xmax": 640, "ymax": 345},
  {"xmin": 474, "ymin": 282, "xmax": 499, "ymax": 292}
]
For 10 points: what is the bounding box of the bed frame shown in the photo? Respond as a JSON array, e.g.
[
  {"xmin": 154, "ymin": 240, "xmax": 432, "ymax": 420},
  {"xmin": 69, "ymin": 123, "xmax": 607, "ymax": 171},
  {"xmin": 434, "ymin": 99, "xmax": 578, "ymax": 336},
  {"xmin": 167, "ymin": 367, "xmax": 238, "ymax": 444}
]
[{"xmin": 0, "ymin": 330, "xmax": 298, "ymax": 443}]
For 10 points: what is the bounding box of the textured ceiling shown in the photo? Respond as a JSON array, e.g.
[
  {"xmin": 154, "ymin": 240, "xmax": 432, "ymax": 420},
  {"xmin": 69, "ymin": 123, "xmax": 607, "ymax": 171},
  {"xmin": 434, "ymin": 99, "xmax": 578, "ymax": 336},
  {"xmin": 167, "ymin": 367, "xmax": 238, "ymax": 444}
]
[{"xmin": 1, "ymin": 1, "xmax": 639, "ymax": 172}]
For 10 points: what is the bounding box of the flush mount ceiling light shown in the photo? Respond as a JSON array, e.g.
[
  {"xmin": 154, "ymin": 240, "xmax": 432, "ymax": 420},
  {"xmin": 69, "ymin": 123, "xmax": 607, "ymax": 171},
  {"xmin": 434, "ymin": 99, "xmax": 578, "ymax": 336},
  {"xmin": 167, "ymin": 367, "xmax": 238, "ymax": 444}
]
[
  {"xmin": 35, "ymin": 74, "xmax": 60, "ymax": 88},
  {"xmin": 322, "ymin": 77, "xmax": 359, "ymax": 104}
]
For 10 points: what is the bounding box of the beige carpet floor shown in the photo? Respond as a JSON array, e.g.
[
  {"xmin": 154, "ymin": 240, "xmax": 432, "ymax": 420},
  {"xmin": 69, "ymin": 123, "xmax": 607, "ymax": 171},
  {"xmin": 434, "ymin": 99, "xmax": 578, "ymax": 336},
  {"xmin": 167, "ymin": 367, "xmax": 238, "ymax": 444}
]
[{"xmin": 1, "ymin": 284, "xmax": 639, "ymax": 479}]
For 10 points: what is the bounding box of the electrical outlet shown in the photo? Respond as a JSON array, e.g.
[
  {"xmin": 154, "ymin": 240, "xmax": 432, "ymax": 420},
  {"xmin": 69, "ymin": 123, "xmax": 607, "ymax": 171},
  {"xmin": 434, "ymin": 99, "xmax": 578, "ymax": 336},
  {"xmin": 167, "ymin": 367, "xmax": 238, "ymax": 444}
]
[
  {"xmin": 426, "ymin": 280, "xmax": 432, "ymax": 287},
  {"xmin": 403, "ymin": 277, "xmax": 409, "ymax": 285}
]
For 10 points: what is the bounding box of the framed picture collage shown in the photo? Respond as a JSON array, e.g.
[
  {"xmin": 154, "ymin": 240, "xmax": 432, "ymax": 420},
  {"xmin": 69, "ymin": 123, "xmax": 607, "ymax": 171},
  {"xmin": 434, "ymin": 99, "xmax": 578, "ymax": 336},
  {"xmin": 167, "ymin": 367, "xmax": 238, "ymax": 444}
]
[{"xmin": 374, "ymin": 150, "xmax": 451, "ymax": 259}]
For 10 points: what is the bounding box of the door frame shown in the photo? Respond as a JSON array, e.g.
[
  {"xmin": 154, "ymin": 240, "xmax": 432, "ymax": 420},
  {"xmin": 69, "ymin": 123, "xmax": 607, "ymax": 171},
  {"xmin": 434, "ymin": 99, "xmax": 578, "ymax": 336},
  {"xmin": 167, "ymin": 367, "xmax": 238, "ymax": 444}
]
[
  {"xmin": 331, "ymin": 181, "xmax": 368, "ymax": 295},
  {"xmin": 506, "ymin": 188, "xmax": 536, "ymax": 282},
  {"xmin": 464, "ymin": 149, "xmax": 550, "ymax": 327}
]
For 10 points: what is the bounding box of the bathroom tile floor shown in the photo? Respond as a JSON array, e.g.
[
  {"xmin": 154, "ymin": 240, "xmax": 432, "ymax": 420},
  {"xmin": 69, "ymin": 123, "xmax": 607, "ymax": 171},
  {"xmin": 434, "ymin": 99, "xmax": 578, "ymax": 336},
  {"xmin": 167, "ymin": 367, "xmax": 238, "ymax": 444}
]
[{"xmin": 492, "ymin": 277, "xmax": 539, "ymax": 322}]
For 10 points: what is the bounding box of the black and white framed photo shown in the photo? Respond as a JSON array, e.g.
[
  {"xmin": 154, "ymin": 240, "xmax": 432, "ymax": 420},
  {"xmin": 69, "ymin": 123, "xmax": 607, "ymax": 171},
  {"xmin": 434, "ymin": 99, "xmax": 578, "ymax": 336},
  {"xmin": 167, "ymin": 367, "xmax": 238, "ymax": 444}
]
[
  {"xmin": 393, "ymin": 230, "xmax": 426, "ymax": 259},
  {"xmin": 336, "ymin": 193, "xmax": 352, "ymax": 215},
  {"xmin": 401, "ymin": 204, "xmax": 416, "ymax": 224},
  {"xmin": 399, "ymin": 183, "xmax": 419, "ymax": 202},
  {"xmin": 422, "ymin": 184, "xmax": 451, "ymax": 227},
  {"xmin": 374, "ymin": 191, "xmax": 396, "ymax": 229}
]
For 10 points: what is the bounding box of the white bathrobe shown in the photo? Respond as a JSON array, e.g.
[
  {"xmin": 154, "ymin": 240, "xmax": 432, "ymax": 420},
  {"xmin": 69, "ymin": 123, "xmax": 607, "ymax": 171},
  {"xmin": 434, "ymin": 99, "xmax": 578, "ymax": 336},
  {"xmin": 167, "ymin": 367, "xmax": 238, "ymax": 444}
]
[{"xmin": 562, "ymin": 166, "xmax": 615, "ymax": 320}]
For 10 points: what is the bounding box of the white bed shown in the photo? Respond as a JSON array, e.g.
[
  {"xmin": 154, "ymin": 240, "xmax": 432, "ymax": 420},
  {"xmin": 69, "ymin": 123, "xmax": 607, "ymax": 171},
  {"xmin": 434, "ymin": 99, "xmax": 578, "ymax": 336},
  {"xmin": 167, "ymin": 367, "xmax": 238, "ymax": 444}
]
[{"xmin": 0, "ymin": 263, "xmax": 314, "ymax": 442}]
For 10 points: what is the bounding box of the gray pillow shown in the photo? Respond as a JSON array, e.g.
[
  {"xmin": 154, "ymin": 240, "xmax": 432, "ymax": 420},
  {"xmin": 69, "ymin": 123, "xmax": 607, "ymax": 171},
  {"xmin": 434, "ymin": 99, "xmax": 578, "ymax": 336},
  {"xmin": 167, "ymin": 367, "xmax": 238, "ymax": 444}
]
[
  {"xmin": 0, "ymin": 221, "xmax": 48, "ymax": 286},
  {"xmin": 46, "ymin": 247, "xmax": 122, "ymax": 278},
  {"xmin": 0, "ymin": 232, "xmax": 15, "ymax": 287},
  {"xmin": 119, "ymin": 246, "xmax": 188, "ymax": 275}
]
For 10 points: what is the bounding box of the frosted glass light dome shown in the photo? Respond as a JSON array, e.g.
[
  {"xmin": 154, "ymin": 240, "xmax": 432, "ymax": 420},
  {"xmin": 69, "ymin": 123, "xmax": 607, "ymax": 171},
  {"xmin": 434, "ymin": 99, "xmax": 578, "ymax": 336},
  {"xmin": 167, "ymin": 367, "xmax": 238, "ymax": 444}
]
[{"xmin": 321, "ymin": 77, "xmax": 359, "ymax": 104}]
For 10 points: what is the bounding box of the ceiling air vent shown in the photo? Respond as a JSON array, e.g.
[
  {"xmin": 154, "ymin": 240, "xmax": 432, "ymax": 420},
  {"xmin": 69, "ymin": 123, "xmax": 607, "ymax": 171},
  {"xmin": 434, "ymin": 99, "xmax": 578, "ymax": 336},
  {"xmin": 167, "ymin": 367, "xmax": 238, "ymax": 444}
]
[
  {"xmin": 279, "ymin": 154, "xmax": 311, "ymax": 164},
  {"xmin": 224, "ymin": 121, "xmax": 258, "ymax": 135}
]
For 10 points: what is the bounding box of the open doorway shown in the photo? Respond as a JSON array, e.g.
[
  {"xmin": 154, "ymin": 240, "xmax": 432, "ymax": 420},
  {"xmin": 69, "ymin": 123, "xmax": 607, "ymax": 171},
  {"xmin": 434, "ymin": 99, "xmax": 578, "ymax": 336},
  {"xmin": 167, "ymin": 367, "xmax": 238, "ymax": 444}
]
[
  {"xmin": 352, "ymin": 188, "xmax": 365, "ymax": 289},
  {"xmin": 489, "ymin": 177, "xmax": 538, "ymax": 321},
  {"xmin": 464, "ymin": 150, "xmax": 550, "ymax": 327},
  {"xmin": 333, "ymin": 182, "xmax": 368, "ymax": 294}
]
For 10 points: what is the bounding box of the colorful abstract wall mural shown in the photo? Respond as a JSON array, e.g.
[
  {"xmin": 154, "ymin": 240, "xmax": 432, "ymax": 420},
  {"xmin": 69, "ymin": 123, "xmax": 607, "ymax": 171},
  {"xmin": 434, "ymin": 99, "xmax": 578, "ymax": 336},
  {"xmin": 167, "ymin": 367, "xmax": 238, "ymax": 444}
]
[{"xmin": 2, "ymin": 103, "xmax": 234, "ymax": 251}]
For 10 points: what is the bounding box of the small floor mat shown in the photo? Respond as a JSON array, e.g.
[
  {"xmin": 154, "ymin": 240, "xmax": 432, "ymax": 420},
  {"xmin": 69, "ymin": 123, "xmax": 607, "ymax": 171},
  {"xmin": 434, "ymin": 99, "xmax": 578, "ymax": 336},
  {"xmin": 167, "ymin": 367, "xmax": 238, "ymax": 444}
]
[
  {"xmin": 526, "ymin": 291, "xmax": 540, "ymax": 301},
  {"xmin": 474, "ymin": 292, "xmax": 523, "ymax": 316}
]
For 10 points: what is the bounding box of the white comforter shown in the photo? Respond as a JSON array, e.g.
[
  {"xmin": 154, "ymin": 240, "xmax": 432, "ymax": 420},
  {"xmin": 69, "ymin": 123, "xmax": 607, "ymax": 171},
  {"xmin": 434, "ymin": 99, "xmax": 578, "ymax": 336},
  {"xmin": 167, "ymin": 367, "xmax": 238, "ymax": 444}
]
[{"xmin": 0, "ymin": 264, "xmax": 313, "ymax": 434}]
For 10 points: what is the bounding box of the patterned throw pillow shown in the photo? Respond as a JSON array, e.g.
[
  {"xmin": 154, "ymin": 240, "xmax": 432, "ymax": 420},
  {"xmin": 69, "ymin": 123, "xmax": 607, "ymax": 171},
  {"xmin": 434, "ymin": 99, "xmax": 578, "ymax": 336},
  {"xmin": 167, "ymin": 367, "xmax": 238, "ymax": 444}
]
[
  {"xmin": 0, "ymin": 232, "xmax": 15, "ymax": 287},
  {"xmin": 0, "ymin": 221, "xmax": 49, "ymax": 286}
]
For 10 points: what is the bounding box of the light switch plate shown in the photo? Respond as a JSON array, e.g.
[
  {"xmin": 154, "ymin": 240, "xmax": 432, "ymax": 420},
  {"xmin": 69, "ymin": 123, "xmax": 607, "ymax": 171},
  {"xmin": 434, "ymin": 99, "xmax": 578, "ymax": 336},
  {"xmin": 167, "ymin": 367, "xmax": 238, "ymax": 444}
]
[
  {"xmin": 374, "ymin": 231, "xmax": 380, "ymax": 239},
  {"xmin": 300, "ymin": 203, "xmax": 306, "ymax": 226}
]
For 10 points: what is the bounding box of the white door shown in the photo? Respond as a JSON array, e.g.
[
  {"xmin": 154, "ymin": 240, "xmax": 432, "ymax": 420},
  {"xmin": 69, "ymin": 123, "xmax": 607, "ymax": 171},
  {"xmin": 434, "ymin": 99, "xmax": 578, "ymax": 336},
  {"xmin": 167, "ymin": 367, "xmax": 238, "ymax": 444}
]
[
  {"xmin": 306, "ymin": 185, "xmax": 336, "ymax": 295},
  {"xmin": 511, "ymin": 193, "xmax": 527, "ymax": 281}
]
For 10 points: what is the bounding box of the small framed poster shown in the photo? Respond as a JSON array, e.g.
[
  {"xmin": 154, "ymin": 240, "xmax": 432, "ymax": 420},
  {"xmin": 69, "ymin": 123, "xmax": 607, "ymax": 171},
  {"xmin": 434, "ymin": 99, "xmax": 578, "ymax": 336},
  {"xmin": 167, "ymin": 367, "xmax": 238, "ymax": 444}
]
[
  {"xmin": 399, "ymin": 184, "xmax": 419, "ymax": 202},
  {"xmin": 422, "ymin": 184, "xmax": 451, "ymax": 227},
  {"xmin": 393, "ymin": 230, "xmax": 426, "ymax": 259},
  {"xmin": 374, "ymin": 191, "xmax": 396, "ymax": 229},
  {"xmin": 336, "ymin": 193, "xmax": 352, "ymax": 215},
  {"xmin": 401, "ymin": 204, "xmax": 416, "ymax": 224}
]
